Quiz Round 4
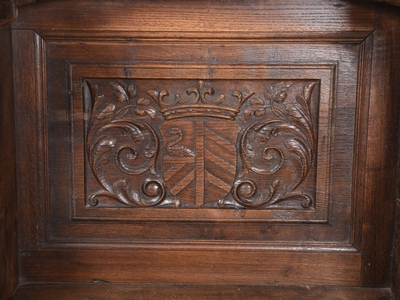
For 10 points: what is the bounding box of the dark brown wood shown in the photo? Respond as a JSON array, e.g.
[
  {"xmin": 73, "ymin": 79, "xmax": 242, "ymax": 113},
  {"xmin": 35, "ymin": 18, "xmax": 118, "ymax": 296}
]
[
  {"xmin": 4, "ymin": 0, "xmax": 400, "ymax": 298},
  {"xmin": 375, "ymin": 0, "xmax": 400, "ymax": 6},
  {"xmin": 0, "ymin": 0, "xmax": 17, "ymax": 26},
  {"xmin": 18, "ymin": 250, "xmax": 361, "ymax": 286},
  {"xmin": 0, "ymin": 25, "xmax": 18, "ymax": 300},
  {"xmin": 12, "ymin": 0, "xmax": 375, "ymax": 41},
  {"xmin": 11, "ymin": 284, "xmax": 395, "ymax": 300},
  {"xmin": 12, "ymin": 29, "xmax": 45, "ymax": 251},
  {"xmin": 0, "ymin": 0, "xmax": 35, "ymax": 26},
  {"xmin": 360, "ymin": 4, "xmax": 400, "ymax": 286},
  {"xmin": 392, "ymin": 4, "xmax": 400, "ymax": 294},
  {"xmin": 394, "ymin": 198, "xmax": 400, "ymax": 299}
]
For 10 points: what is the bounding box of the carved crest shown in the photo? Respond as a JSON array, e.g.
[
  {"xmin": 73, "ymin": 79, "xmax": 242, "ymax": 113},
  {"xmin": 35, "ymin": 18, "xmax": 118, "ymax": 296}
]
[{"xmin": 84, "ymin": 79, "xmax": 317, "ymax": 209}]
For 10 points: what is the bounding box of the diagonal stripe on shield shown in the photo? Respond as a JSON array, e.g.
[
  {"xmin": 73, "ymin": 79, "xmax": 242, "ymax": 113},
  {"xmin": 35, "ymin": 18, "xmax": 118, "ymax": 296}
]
[
  {"xmin": 203, "ymin": 120, "xmax": 240, "ymax": 205},
  {"xmin": 161, "ymin": 121, "xmax": 196, "ymax": 205},
  {"xmin": 161, "ymin": 120, "xmax": 240, "ymax": 206}
]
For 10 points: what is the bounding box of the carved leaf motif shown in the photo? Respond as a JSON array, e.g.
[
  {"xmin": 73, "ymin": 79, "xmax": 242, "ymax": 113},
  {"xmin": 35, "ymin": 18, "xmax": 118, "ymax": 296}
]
[
  {"xmin": 127, "ymin": 84, "xmax": 137, "ymax": 99},
  {"xmin": 135, "ymin": 98, "xmax": 156, "ymax": 119},
  {"xmin": 85, "ymin": 80, "xmax": 169, "ymax": 208},
  {"xmin": 113, "ymin": 105, "xmax": 134, "ymax": 120},
  {"xmin": 109, "ymin": 81, "xmax": 129, "ymax": 102},
  {"xmin": 272, "ymin": 106, "xmax": 289, "ymax": 122},
  {"xmin": 244, "ymin": 98, "xmax": 266, "ymax": 119},
  {"xmin": 137, "ymin": 98, "xmax": 151, "ymax": 106},
  {"xmin": 97, "ymin": 104, "xmax": 115, "ymax": 119},
  {"xmin": 231, "ymin": 81, "xmax": 317, "ymax": 209}
]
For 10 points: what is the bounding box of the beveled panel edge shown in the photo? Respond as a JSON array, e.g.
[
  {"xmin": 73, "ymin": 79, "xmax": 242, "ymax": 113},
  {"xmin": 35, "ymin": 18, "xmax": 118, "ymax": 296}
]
[
  {"xmin": 34, "ymin": 30, "xmax": 375, "ymax": 43},
  {"xmin": 69, "ymin": 64, "xmax": 334, "ymax": 223},
  {"xmin": 13, "ymin": 29, "xmax": 49, "ymax": 251},
  {"xmin": 351, "ymin": 33, "xmax": 374, "ymax": 252}
]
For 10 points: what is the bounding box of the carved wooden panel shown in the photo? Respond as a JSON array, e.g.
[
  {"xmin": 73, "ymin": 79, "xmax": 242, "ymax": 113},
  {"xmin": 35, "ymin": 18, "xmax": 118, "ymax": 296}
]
[
  {"xmin": 68, "ymin": 63, "xmax": 335, "ymax": 225},
  {"xmin": 83, "ymin": 78, "xmax": 318, "ymax": 210},
  {"xmin": 10, "ymin": 0, "xmax": 400, "ymax": 290},
  {"xmin": 34, "ymin": 37, "xmax": 358, "ymax": 247}
]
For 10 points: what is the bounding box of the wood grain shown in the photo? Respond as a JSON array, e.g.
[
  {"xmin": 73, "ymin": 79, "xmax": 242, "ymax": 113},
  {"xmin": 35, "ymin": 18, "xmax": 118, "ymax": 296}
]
[
  {"xmin": 360, "ymin": 4, "xmax": 400, "ymax": 287},
  {"xmin": 12, "ymin": 284, "xmax": 394, "ymax": 300},
  {"xmin": 12, "ymin": 29, "xmax": 46, "ymax": 251},
  {"xmin": 0, "ymin": 25, "xmax": 18, "ymax": 300},
  {"xmin": 12, "ymin": 0, "xmax": 375, "ymax": 41},
  {"xmin": 5, "ymin": 0, "xmax": 400, "ymax": 297},
  {"xmin": 19, "ymin": 249, "xmax": 361, "ymax": 286}
]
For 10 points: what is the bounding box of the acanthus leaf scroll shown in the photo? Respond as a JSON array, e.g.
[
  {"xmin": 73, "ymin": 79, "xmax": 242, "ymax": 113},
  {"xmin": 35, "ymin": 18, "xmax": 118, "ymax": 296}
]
[
  {"xmin": 84, "ymin": 80, "xmax": 180, "ymax": 208},
  {"xmin": 83, "ymin": 79, "xmax": 318, "ymax": 209},
  {"xmin": 217, "ymin": 82, "xmax": 317, "ymax": 209}
]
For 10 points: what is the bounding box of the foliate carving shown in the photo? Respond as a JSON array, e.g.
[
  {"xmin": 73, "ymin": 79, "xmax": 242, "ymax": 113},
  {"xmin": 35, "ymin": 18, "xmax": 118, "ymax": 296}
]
[
  {"xmin": 85, "ymin": 80, "xmax": 176, "ymax": 208},
  {"xmin": 84, "ymin": 79, "xmax": 318, "ymax": 209},
  {"xmin": 218, "ymin": 82, "xmax": 317, "ymax": 209}
]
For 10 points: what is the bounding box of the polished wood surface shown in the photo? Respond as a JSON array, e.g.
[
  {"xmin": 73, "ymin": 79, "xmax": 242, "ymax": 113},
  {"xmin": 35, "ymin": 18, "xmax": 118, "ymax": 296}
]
[
  {"xmin": 13, "ymin": 0, "xmax": 368, "ymax": 285},
  {"xmin": 2, "ymin": 0, "xmax": 400, "ymax": 299},
  {"xmin": 12, "ymin": 0, "xmax": 375, "ymax": 40}
]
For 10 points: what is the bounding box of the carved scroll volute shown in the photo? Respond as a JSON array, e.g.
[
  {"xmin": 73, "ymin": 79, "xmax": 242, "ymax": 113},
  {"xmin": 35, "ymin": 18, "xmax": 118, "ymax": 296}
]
[
  {"xmin": 219, "ymin": 82, "xmax": 318, "ymax": 209},
  {"xmin": 83, "ymin": 80, "xmax": 178, "ymax": 208}
]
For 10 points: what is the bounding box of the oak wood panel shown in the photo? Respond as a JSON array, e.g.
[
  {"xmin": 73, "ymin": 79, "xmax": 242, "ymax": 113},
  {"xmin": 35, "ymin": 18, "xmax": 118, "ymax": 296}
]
[
  {"xmin": 11, "ymin": 284, "xmax": 395, "ymax": 300},
  {"xmin": 12, "ymin": 0, "xmax": 376, "ymax": 290},
  {"xmin": 19, "ymin": 250, "xmax": 361, "ymax": 286},
  {"xmin": 12, "ymin": 0, "xmax": 375, "ymax": 41},
  {"xmin": 0, "ymin": 25, "xmax": 18, "ymax": 300},
  {"xmin": 7, "ymin": 0, "xmax": 400, "ymax": 295},
  {"xmin": 12, "ymin": 29, "xmax": 46, "ymax": 250},
  {"xmin": 360, "ymin": 4, "xmax": 400, "ymax": 286},
  {"xmin": 42, "ymin": 41, "xmax": 357, "ymax": 243}
]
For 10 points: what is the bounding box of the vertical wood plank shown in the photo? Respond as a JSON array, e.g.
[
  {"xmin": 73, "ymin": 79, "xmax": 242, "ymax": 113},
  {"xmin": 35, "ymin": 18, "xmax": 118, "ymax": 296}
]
[
  {"xmin": 12, "ymin": 29, "xmax": 46, "ymax": 251},
  {"xmin": 361, "ymin": 4, "xmax": 400, "ymax": 286},
  {"xmin": 0, "ymin": 25, "xmax": 18, "ymax": 300}
]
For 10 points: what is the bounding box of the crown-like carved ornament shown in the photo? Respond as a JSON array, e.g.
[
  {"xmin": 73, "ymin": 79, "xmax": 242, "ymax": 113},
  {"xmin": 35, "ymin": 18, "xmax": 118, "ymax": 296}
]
[{"xmin": 146, "ymin": 80, "xmax": 255, "ymax": 120}]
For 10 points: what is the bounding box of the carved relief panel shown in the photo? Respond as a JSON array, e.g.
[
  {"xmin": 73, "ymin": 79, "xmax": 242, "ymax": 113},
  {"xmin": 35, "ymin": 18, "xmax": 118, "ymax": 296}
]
[
  {"xmin": 84, "ymin": 78, "xmax": 318, "ymax": 210},
  {"xmin": 67, "ymin": 64, "xmax": 335, "ymax": 225},
  {"xmin": 12, "ymin": 0, "xmax": 388, "ymax": 287},
  {"xmin": 41, "ymin": 40, "xmax": 358, "ymax": 245}
]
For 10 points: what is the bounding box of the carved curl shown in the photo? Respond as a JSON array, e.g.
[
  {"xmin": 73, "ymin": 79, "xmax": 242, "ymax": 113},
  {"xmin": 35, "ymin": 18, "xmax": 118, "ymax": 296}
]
[
  {"xmin": 224, "ymin": 81, "xmax": 317, "ymax": 209},
  {"xmin": 84, "ymin": 80, "xmax": 170, "ymax": 208}
]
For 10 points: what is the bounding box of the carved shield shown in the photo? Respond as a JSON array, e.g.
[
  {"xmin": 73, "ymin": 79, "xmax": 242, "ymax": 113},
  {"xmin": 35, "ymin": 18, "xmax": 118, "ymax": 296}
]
[{"xmin": 161, "ymin": 120, "xmax": 240, "ymax": 207}]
